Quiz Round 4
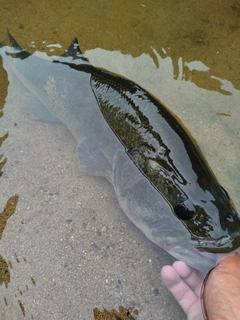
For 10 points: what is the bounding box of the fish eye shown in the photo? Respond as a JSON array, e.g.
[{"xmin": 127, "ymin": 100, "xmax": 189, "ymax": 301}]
[{"xmin": 174, "ymin": 199, "xmax": 195, "ymax": 220}]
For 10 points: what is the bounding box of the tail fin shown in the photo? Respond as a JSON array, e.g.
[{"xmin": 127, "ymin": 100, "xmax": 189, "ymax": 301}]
[
  {"xmin": 0, "ymin": 29, "xmax": 30, "ymax": 60},
  {"xmin": 6, "ymin": 28, "xmax": 22, "ymax": 50}
]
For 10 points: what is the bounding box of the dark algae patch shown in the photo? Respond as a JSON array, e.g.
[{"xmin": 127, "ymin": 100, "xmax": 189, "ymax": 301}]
[
  {"xmin": 0, "ymin": 254, "xmax": 10, "ymax": 288},
  {"xmin": 93, "ymin": 306, "xmax": 138, "ymax": 320},
  {"xmin": 0, "ymin": 195, "xmax": 19, "ymax": 240},
  {"xmin": 0, "ymin": 196, "xmax": 19, "ymax": 295}
]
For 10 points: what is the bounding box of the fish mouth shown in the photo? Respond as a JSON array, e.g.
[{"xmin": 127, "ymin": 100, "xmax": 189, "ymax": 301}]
[{"xmin": 195, "ymin": 235, "xmax": 238, "ymax": 253}]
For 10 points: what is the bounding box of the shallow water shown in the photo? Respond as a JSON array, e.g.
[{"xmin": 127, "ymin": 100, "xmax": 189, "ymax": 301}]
[{"xmin": 0, "ymin": 0, "xmax": 240, "ymax": 319}]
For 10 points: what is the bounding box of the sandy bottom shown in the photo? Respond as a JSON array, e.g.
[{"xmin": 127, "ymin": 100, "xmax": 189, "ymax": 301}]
[
  {"xmin": 0, "ymin": 1, "xmax": 240, "ymax": 319},
  {"xmin": 0, "ymin": 77, "xmax": 184, "ymax": 320}
]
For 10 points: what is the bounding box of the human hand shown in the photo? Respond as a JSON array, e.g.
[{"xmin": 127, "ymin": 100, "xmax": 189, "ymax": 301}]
[
  {"xmin": 203, "ymin": 253, "xmax": 240, "ymax": 319},
  {"xmin": 161, "ymin": 251, "xmax": 240, "ymax": 320},
  {"xmin": 161, "ymin": 261, "xmax": 204, "ymax": 320}
]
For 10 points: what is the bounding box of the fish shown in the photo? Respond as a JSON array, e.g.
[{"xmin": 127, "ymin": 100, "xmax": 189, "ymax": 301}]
[{"xmin": 1, "ymin": 31, "xmax": 240, "ymax": 272}]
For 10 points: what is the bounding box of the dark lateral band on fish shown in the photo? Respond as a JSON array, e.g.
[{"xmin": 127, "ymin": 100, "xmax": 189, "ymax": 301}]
[
  {"xmin": 59, "ymin": 38, "xmax": 240, "ymax": 253},
  {"xmin": 1, "ymin": 31, "xmax": 240, "ymax": 272}
]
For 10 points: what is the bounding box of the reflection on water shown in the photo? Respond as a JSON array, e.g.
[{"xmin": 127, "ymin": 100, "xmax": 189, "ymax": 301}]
[{"xmin": 0, "ymin": 1, "xmax": 239, "ymax": 319}]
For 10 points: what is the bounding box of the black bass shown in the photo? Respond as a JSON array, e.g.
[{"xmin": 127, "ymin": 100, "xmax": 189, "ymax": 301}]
[{"xmin": 1, "ymin": 31, "xmax": 240, "ymax": 272}]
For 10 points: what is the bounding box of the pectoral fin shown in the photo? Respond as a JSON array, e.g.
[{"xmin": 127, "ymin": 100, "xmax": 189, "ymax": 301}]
[{"xmin": 76, "ymin": 137, "xmax": 112, "ymax": 182}]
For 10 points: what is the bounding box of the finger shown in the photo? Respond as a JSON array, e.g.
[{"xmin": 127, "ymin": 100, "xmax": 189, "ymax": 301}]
[
  {"xmin": 172, "ymin": 261, "xmax": 204, "ymax": 294},
  {"xmin": 161, "ymin": 265, "xmax": 199, "ymax": 315}
]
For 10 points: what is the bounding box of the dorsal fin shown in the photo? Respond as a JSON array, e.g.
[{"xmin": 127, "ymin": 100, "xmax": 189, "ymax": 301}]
[{"xmin": 61, "ymin": 37, "xmax": 90, "ymax": 64}]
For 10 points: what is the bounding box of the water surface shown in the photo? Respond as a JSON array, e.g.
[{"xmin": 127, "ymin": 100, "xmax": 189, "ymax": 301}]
[{"xmin": 0, "ymin": 1, "xmax": 240, "ymax": 319}]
